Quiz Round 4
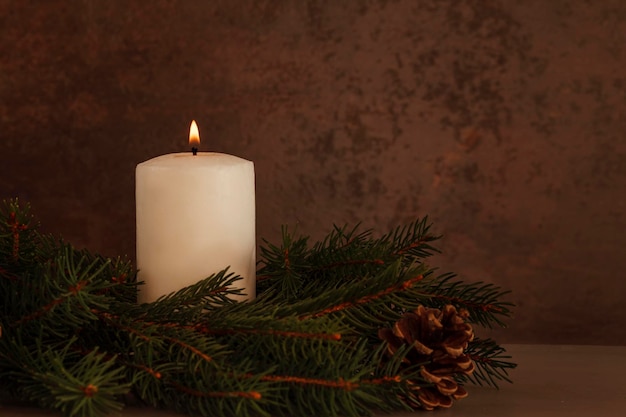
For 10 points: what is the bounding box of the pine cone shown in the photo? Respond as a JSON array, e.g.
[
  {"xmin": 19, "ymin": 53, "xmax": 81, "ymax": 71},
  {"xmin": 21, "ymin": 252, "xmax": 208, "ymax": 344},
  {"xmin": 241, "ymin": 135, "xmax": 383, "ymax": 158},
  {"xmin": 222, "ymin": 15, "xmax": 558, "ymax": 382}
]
[{"xmin": 378, "ymin": 305, "xmax": 475, "ymax": 410}]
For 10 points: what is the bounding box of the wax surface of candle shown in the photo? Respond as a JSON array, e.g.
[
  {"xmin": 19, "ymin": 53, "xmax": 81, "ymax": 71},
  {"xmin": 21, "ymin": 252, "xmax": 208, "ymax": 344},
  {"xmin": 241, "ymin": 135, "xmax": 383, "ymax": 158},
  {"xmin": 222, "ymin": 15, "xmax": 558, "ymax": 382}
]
[{"xmin": 136, "ymin": 152, "xmax": 255, "ymax": 302}]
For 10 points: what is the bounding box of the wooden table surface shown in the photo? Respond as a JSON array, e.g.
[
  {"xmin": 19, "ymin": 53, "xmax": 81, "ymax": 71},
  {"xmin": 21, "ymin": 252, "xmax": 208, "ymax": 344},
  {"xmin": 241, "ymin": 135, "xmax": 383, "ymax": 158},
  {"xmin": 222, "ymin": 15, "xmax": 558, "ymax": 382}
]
[{"xmin": 2, "ymin": 344, "xmax": 625, "ymax": 416}]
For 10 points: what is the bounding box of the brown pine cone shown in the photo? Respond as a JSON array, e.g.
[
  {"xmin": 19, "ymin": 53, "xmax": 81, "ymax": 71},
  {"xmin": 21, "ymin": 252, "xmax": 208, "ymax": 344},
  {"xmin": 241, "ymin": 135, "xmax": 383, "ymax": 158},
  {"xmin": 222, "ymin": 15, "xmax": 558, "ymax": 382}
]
[{"xmin": 378, "ymin": 305, "xmax": 475, "ymax": 410}]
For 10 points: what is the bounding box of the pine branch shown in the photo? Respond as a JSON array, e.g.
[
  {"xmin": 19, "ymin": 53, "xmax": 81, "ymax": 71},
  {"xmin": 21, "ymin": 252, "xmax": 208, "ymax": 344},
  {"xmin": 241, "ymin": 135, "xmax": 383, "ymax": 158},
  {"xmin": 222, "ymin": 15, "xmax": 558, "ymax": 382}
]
[
  {"xmin": 256, "ymin": 226, "xmax": 310, "ymax": 299},
  {"xmin": 252, "ymin": 339, "xmax": 407, "ymax": 417},
  {"xmin": 269, "ymin": 261, "xmax": 430, "ymax": 335},
  {"xmin": 462, "ymin": 338, "xmax": 517, "ymax": 388},
  {"xmin": 2, "ymin": 339, "xmax": 129, "ymax": 417},
  {"xmin": 1, "ymin": 198, "xmax": 515, "ymax": 416},
  {"xmin": 11, "ymin": 245, "xmax": 119, "ymax": 337},
  {"xmin": 135, "ymin": 269, "xmax": 243, "ymax": 323},
  {"xmin": 412, "ymin": 272, "xmax": 514, "ymax": 328},
  {"xmin": 134, "ymin": 357, "xmax": 271, "ymax": 417},
  {"xmin": 0, "ymin": 198, "xmax": 40, "ymax": 268},
  {"xmin": 382, "ymin": 217, "xmax": 441, "ymax": 259},
  {"xmin": 258, "ymin": 219, "xmax": 440, "ymax": 302},
  {"xmin": 86, "ymin": 304, "xmax": 271, "ymax": 417}
]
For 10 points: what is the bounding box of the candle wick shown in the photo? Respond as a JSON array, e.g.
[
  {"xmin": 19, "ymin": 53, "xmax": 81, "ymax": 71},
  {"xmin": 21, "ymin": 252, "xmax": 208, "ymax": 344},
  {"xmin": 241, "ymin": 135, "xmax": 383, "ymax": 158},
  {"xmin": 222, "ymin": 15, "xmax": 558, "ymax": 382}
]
[{"xmin": 192, "ymin": 147, "xmax": 198, "ymax": 156}]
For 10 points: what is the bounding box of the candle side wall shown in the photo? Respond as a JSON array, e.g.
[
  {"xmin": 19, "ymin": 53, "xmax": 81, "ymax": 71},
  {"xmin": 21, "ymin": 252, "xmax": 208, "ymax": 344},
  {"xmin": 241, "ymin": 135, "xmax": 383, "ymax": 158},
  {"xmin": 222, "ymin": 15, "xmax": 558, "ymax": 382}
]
[{"xmin": 136, "ymin": 155, "xmax": 256, "ymax": 302}]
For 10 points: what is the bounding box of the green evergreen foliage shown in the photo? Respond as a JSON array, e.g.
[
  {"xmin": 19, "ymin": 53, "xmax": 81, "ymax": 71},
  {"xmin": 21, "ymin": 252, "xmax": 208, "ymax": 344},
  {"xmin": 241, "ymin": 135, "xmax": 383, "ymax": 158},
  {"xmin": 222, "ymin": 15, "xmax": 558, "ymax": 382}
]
[{"xmin": 0, "ymin": 198, "xmax": 516, "ymax": 417}]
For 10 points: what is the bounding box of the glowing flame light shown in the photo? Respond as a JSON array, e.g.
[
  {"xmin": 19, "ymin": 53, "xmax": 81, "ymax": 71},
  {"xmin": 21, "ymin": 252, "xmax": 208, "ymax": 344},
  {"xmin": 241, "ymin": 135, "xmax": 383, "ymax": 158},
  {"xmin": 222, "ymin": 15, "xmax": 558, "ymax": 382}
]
[{"xmin": 189, "ymin": 120, "xmax": 200, "ymax": 147}]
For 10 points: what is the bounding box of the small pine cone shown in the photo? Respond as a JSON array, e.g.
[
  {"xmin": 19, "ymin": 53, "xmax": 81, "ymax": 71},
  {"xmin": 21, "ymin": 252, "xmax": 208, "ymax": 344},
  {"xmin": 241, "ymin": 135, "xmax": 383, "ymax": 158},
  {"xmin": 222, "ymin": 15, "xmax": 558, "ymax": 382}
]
[{"xmin": 378, "ymin": 305, "xmax": 475, "ymax": 410}]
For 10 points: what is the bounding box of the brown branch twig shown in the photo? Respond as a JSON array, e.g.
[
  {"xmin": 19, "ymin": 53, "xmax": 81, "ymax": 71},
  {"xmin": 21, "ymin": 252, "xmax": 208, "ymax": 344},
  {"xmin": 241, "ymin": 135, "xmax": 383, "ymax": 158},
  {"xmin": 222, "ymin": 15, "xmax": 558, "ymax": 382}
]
[
  {"xmin": 300, "ymin": 274, "xmax": 424, "ymax": 320},
  {"xmin": 14, "ymin": 280, "xmax": 89, "ymax": 326}
]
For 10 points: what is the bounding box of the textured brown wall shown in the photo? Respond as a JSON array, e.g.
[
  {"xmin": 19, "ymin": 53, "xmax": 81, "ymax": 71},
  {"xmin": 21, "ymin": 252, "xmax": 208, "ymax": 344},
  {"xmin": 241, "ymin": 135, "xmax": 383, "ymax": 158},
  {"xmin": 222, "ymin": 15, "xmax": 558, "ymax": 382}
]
[{"xmin": 1, "ymin": 0, "xmax": 625, "ymax": 345}]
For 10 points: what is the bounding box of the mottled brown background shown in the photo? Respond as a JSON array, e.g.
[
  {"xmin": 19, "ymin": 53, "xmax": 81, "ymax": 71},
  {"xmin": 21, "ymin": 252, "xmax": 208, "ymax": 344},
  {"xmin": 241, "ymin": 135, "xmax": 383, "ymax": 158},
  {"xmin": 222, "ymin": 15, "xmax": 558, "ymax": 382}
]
[{"xmin": 1, "ymin": 0, "xmax": 625, "ymax": 345}]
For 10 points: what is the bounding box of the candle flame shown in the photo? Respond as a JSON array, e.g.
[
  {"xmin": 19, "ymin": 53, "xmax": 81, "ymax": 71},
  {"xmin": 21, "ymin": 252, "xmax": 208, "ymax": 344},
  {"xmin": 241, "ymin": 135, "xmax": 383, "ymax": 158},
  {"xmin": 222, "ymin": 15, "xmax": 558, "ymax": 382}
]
[{"xmin": 189, "ymin": 120, "xmax": 200, "ymax": 147}]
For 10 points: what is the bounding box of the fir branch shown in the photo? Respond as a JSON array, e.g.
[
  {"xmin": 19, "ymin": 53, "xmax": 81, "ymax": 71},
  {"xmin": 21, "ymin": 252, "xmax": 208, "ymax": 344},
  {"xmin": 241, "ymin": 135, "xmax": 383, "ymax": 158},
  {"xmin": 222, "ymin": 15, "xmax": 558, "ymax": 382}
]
[
  {"xmin": 0, "ymin": 198, "xmax": 42, "ymax": 274},
  {"xmin": 193, "ymin": 302, "xmax": 414, "ymax": 416},
  {"xmin": 256, "ymin": 372, "xmax": 401, "ymax": 393},
  {"xmin": 14, "ymin": 279, "xmax": 90, "ymax": 326},
  {"xmin": 253, "ymin": 340, "xmax": 401, "ymax": 417},
  {"xmin": 199, "ymin": 326, "xmax": 343, "ymax": 342},
  {"xmin": 312, "ymin": 257, "xmax": 386, "ymax": 272},
  {"xmin": 140, "ymin": 358, "xmax": 273, "ymax": 417},
  {"xmin": 413, "ymin": 272, "xmax": 514, "ymax": 328},
  {"xmin": 1, "ymin": 199, "xmax": 515, "ymax": 417},
  {"xmin": 92, "ymin": 307, "xmax": 229, "ymax": 367},
  {"xmin": 260, "ymin": 374, "xmax": 358, "ymax": 390},
  {"xmin": 167, "ymin": 379, "xmax": 262, "ymax": 400},
  {"xmin": 256, "ymin": 227, "xmax": 310, "ymax": 298},
  {"xmin": 463, "ymin": 338, "xmax": 517, "ymax": 388},
  {"xmin": 12, "ymin": 245, "xmax": 115, "ymax": 332},
  {"xmin": 198, "ymin": 300, "xmax": 350, "ymax": 368},
  {"xmin": 89, "ymin": 304, "xmax": 271, "ymax": 417},
  {"xmin": 306, "ymin": 224, "xmax": 384, "ymax": 279},
  {"xmin": 3, "ymin": 340, "xmax": 129, "ymax": 417},
  {"xmin": 308, "ymin": 218, "xmax": 440, "ymax": 276},
  {"xmin": 167, "ymin": 337, "xmax": 214, "ymax": 363},
  {"xmin": 257, "ymin": 219, "xmax": 441, "ymax": 303},
  {"xmin": 385, "ymin": 217, "xmax": 441, "ymax": 259},
  {"xmin": 138, "ymin": 269, "xmax": 244, "ymax": 322},
  {"xmin": 268, "ymin": 261, "xmax": 432, "ymax": 337},
  {"xmin": 7, "ymin": 211, "xmax": 27, "ymax": 262},
  {"xmin": 300, "ymin": 272, "xmax": 424, "ymax": 320}
]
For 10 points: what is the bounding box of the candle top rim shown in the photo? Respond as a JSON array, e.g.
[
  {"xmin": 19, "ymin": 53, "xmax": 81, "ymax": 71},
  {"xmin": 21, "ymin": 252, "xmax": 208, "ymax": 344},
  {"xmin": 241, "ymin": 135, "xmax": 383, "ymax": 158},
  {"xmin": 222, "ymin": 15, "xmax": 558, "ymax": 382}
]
[{"xmin": 138, "ymin": 152, "xmax": 253, "ymax": 168}]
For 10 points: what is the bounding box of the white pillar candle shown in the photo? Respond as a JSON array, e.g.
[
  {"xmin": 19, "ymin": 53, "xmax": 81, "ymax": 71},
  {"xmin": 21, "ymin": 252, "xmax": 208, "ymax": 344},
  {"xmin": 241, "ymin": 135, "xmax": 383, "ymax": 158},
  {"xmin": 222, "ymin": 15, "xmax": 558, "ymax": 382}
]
[{"xmin": 136, "ymin": 121, "xmax": 255, "ymax": 303}]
